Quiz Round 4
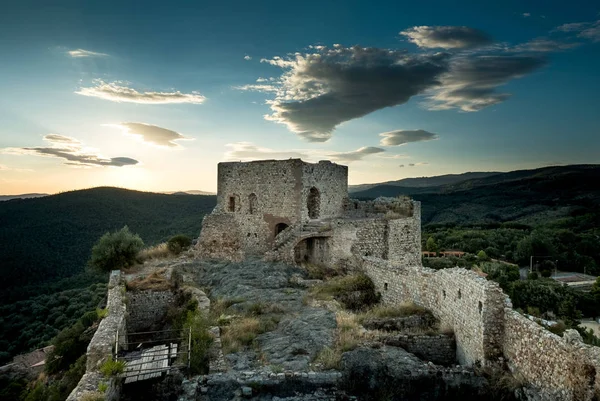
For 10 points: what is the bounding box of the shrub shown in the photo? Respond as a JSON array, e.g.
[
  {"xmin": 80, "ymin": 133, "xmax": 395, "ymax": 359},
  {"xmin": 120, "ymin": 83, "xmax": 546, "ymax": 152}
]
[
  {"xmin": 89, "ymin": 226, "xmax": 144, "ymax": 272},
  {"xmin": 167, "ymin": 234, "xmax": 192, "ymax": 255},
  {"xmin": 312, "ymin": 273, "xmax": 380, "ymax": 311},
  {"xmin": 126, "ymin": 269, "xmax": 171, "ymax": 291},
  {"xmin": 99, "ymin": 359, "xmax": 125, "ymax": 377},
  {"xmin": 182, "ymin": 310, "xmax": 213, "ymax": 375}
]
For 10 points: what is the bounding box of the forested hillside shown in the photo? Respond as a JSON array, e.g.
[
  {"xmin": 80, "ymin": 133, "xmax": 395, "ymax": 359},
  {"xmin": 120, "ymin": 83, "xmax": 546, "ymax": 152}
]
[{"xmin": 0, "ymin": 187, "xmax": 216, "ymax": 290}]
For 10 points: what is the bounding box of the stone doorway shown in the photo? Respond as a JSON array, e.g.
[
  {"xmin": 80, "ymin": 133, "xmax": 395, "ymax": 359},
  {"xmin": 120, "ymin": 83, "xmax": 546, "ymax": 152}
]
[
  {"xmin": 275, "ymin": 222, "xmax": 289, "ymax": 237},
  {"xmin": 307, "ymin": 187, "xmax": 320, "ymax": 219},
  {"xmin": 294, "ymin": 237, "xmax": 329, "ymax": 265}
]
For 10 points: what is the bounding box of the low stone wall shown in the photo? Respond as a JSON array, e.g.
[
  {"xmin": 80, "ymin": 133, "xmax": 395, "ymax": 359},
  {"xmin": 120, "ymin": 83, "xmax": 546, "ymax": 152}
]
[
  {"xmin": 381, "ymin": 334, "xmax": 456, "ymax": 366},
  {"xmin": 503, "ymin": 309, "xmax": 597, "ymax": 400},
  {"xmin": 196, "ymin": 213, "xmax": 244, "ymax": 261},
  {"xmin": 363, "ymin": 259, "xmax": 506, "ymax": 366},
  {"xmin": 363, "ymin": 259, "xmax": 600, "ymax": 400},
  {"xmin": 127, "ymin": 289, "xmax": 175, "ymax": 333},
  {"xmin": 66, "ymin": 270, "xmax": 126, "ymax": 401}
]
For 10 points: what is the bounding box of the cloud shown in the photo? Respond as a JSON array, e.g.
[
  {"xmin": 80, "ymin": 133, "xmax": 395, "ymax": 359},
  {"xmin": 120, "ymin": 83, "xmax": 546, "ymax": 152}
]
[
  {"xmin": 408, "ymin": 162, "xmax": 428, "ymax": 167},
  {"xmin": 42, "ymin": 134, "xmax": 81, "ymax": 145},
  {"xmin": 379, "ymin": 129, "xmax": 439, "ymax": 146},
  {"xmin": 67, "ymin": 49, "xmax": 109, "ymax": 58},
  {"xmin": 326, "ymin": 147, "xmax": 385, "ymax": 163},
  {"xmin": 75, "ymin": 80, "xmax": 206, "ymax": 104},
  {"xmin": 522, "ymin": 13, "xmax": 531, "ymax": 17},
  {"xmin": 244, "ymin": 55, "xmax": 252, "ymax": 60},
  {"xmin": 235, "ymin": 84, "xmax": 279, "ymax": 93},
  {"xmin": 399, "ymin": 164, "xmax": 405, "ymax": 168},
  {"xmin": 2, "ymin": 135, "xmax": 138, "ymax": 167},
  {"xmin": 106, "ymin": 122, "xmax": 192, "ymax": 148},
  {"xmin": 400, "ymin": 26, "xmax": 493, "ymax": 49},
  {"xmin": 225, "ymin": 142, "xmax": 309, "ymax": 161},
  {"xmin": 243, "ymin": 24, "xmax": 576, "ymax": 140},
  {"xmin": 260, "ymin": 46, "xmax": 450, "ymax": 142},
  {"xmin": 427, "ymin": 54, "xmax": 547, "ymax": 111},
  {"xmin": 554, "ymin": 19, "xmax": 600, "ymax": 42},
  {"xmin": 512, "ymin": 38, "xmax": 580, "ymax": 52}
]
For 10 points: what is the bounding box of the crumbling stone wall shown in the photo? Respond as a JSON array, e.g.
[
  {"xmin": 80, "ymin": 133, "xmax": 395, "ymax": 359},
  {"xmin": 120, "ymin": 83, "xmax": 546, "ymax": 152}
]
[
  {"xmin": 382, "ymin": 334, "xmax": 456, "ymax": 366},
  {"xmin": 67, "ymin": 271, "xmax": 126, "ymax": 401},
  {"xmin": 363, "ymin": 259, "xmax": 506, "ymax": 366},
  {"xmin": 503, "ymin": 310, "xmax": 597, "ymax": 400},
  {"xmin": 127, "ymin": 290, "xmax": 175, "ymax": 333}
]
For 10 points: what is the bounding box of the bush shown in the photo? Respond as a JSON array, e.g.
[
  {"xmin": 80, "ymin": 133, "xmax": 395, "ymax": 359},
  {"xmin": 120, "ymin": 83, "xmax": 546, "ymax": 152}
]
[
  {"xmin": 312, "ymin": 273, "xmax": 381, "ymax": 311},
  {"xmin": 89, "ymin": 226, "xmax": 144, "ymax": 272},
  {"xmin": 167, "ymin": 234, "xmax": 192, "ymax": 255}
]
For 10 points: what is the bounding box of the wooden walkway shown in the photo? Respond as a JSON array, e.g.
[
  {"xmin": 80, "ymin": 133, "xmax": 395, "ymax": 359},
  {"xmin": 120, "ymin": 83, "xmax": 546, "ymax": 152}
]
[{"xmin": 123, "ymin": 343, "xmax": 178, "ymax": 384}]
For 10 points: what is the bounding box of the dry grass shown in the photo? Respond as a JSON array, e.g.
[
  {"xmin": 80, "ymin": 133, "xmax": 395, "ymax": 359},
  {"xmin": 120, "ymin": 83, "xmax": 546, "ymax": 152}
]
[
  {"xmin": 138, "ymin": 242, "xmax": 172, "ymax": 261},
  {"xmin": 80, "ymin": 391, "xmax": 105, "ymax": 401},
  {"xmin": 126, "ymin": 269, "xmax": 172, "ymax": 291},
  {"xmin": 221, "ymin": 316, "xmax": 278, "ymax": 354},
  {"xmin": 315, "ymin": 311, "xmax": 364, "ymax": 370},
  {"xmin": 357, "ymin": 302, "xmax": 428, "ymax": 322}
]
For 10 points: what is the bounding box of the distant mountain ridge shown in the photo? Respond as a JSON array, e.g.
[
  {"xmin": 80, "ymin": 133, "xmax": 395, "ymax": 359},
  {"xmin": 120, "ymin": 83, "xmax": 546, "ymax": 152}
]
[
  {"xmin": 348, "ymin": 171, "xmax": 500, "ymax": 193},
  {"xmin": 351, "ymin": 164, "xmax": 600, "ymax": 226},
  {"xmin": 0, "ymin": 193, "xmax": 48, "ymax": 201},
  {"xmin": 162, "ymin": 190, "xmax": 216, "ymax": 195}
]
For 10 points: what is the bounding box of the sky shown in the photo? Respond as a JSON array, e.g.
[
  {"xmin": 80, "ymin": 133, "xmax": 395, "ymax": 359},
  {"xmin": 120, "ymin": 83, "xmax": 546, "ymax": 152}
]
[{"xmin": 0, "ymin": 0, "xmax": 599, "ymax": 194}]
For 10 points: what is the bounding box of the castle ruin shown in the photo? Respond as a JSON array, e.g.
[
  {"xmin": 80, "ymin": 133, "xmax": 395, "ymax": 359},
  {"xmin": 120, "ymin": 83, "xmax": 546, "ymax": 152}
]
[{"xmin": 196, "ymin": 159, "xmax": 421, "ymax": 267}]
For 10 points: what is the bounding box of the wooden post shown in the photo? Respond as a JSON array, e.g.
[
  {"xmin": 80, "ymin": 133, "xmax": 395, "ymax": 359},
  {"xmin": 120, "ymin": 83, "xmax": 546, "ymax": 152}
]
[{"xmin": 188, "ymin": 327, "xmax": 192, "ymax": 369}]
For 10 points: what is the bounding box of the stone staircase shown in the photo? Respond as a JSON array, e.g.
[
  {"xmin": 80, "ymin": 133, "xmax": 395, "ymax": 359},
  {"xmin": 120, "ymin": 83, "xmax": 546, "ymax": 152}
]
[{"xmin": 267, "ymin": 220, "xmax": 333, "ymax": 262}]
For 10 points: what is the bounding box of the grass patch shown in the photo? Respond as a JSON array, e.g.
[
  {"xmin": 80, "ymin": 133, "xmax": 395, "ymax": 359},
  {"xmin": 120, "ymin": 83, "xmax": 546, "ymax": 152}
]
[
  {"xmin": 303, "ymin": 263, "xmax": 347, "ymax": 280},
  {"xmin": 126, "ymin": 269, "xmax": 172, "ymax": 291},
  {"xmin": 99, "ymin": 359, "xmax": 125, "ymax": 377},
  {"xmin": 221, "ymin": 316, "xmax": 279, "ymax": 354},
  {"xmin": 138, "ymin": 242, "xmax": 172, "ymax": 261},
  {"xmin": 357, "ymin": 302, "xmax": 428, "ymax": 322},
  {"xmin": 311, "ymin": 273, "xmax": 380, "ymax": 311},
  {"xmin": 96, "ymin": 308, "xmax": 109, "ymax": 319},
  {"xmin": 80, "ymin": 392, "xmax": 106, "ymax": 401},
  {"xmin": 315, "ymin": 311, "xmax": 363, "ymax": 370},
  {"xmin": 210, "ymin": 297, "xmax": 246, "ymax": 321}
]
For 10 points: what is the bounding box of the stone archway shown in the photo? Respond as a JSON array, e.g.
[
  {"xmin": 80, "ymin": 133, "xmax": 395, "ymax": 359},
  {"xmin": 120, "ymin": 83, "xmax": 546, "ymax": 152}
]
[{"xmin": 307, "ymin": 187, "xmax": 320, "ymax": 219}]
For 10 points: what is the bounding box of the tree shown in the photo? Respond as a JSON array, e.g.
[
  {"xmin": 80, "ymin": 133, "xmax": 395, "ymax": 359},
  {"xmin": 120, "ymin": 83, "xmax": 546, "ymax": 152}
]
[
  {"xmin": 89, "ymin": 226, "xmax": 144, "ymax": 272},
  {"xmin": 477, "ymin": 250, "xmax": 490, "ymax": 261},
  {"xmin": 426, "ymin": 236, "xmax": 438, "ymax": 253}
]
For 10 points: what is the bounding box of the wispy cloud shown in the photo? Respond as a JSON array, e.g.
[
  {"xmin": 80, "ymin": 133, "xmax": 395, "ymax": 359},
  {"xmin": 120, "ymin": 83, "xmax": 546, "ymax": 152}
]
[
  {"xmin": 379, "ymin": 129, "xmax": 439, "ymax": 146},
  {"xmin": 427, "ymin": 54, "xmax": 547, "ymax": 111},
  {"xmin": 327, "ymin": 147, "xmax": 385, "ymax": 162},
  {"xmin": 522, "ymin": 13, "xmax": 531, "ymax": 18},
  {"xmin": 75, "ymin": 80, "xmax": 206, "ymax": 104},
  {"xmin": 511, "ymin": 38, "xmax": 580, "ymax": 52},
  {"xmin": 400, "ymin": 26, "xmax": 493, "ymax": 49},
  {"xmin": 235, "ymin": 84, "xmax": 279, "ymax": 92},
  {"xmin": 106, "ymin": 122, "xmax": 193, "ymax": 148},
  {"xmin": 554, "ymin": 19, "xmax": 600, "ymax": 42},
  {"xmin": 225, "ymin": 142, "xmax": 309, "ymax": 161},
  {"xmin": 2, "ymin": 134, "xmax": 138, "ymax": 167},
  {"xmin": 67, "ymin": 49, "xmax": 109, "ymax": 58},
  {"xmin": 244, "ymin": 55, "xmax": 252, "ymax": 60},
  {"xmin": 0, "ymin": 164, "xmax": 32, "ymax": 172},
  {"xmin": 408, "ymin": 162, "xmax": 428, "ymax": 167}
]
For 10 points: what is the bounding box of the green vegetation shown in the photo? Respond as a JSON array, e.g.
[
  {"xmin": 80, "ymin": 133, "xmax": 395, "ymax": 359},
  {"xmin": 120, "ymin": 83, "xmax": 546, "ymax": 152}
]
[
  {"xmin": 99, "ymin": 359, "xmax": 125, "ymax": 377},
  {"xmin": 0, "ymin": 187, "xmax": 215, "ymax": 289},
  {"xmin": 0, "ymin": 281, "xmax": 107, "ymax": 365},
  {"xmin": 89, "ymin": 226, "xmax": 144, "ymax": 272},
  {"xmin": 0, "ymin": 187, "xmax": 215, "ymax": 364},
  {"xmin": 167, "ymin": 234, "xmax": 192, "ymax": 255}
]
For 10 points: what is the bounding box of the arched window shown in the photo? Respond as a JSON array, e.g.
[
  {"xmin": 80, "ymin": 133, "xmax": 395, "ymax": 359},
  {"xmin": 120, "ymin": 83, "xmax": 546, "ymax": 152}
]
[
  {"xmin": 307, "ymin": 187, "xmax": 320, "ymax": 219},
  {"xmin": 248, "ymin": 193, "xmax": 257, "ymax": 214}
]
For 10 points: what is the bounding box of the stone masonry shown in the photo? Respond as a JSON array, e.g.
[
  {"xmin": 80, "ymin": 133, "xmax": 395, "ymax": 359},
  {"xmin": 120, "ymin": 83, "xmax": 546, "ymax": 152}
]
[{"xmin": 196, "ymin": 159, "xmax": 421, "ymax": 269}]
